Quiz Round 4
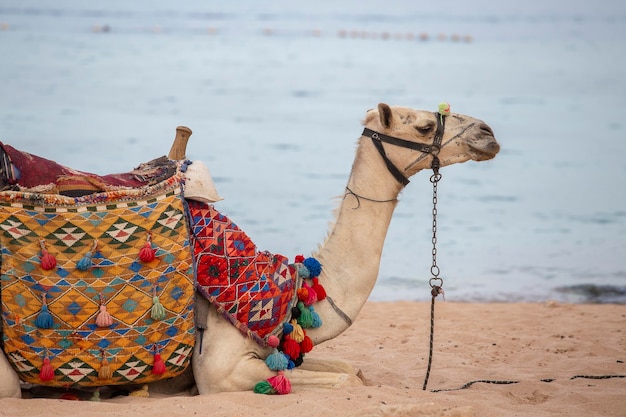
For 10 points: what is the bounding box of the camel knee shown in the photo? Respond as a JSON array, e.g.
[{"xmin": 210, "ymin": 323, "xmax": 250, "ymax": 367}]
[{"xmin": 0, "ymin": 353, "xmax": 22, "ymax": 398}]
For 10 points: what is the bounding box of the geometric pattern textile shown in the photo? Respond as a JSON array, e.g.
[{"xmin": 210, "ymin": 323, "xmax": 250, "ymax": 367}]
[
  {"xmin": 0, "ymin": 173, "xmax": 195, "ymax": 388},
  {"xmin": 187, "ymin": 199, "xmax": 300, "ymax": 346}
]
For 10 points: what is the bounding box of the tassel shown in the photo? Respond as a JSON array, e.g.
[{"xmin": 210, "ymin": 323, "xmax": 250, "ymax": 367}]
[
  {"xmin": 282, "ymin": 322, "xmax": 293, "ymax": 335},
  {"xmin": 96, "ymin": 295, "xmax": 113, "ymax": 327},
  {"xmin": 297, "ymin": 286, "xmax": 309, "ymax": 303},
  {"xmin": 35, "ymin": 293, "xmax": 54, "ymax": 329},
  {"xmin": 77, "ymin": 240, "xmax": 97, "ymax": 271},
  {"xmin": 309, "ymin": 305, "xmax": 323, "ymax": 328},
  {"xmin": 303, "ymin": 281, "xmax": 318, "ymax": 305},
  {"xmin": 39, "ymin": 355, "xmax": 55, "ymax": 382},
  {"xmin": 264, "ymin": 334, "xmax": 288, "ymax": 371},
  {"xmin": 152, "ymin": 349, "xmax": 167, "ymax": 375},
  {"xmin": 281, "ymin": 334, "xmax": 300, "ymax": 360},
  {"xmin": 290, "ymin": 306, "xmax": 301, "ymax": 320},
  {"xmin": 139, "ymin": 232, "xmax": 156, "ymax": 263},
  {"xmin": 150, "ymin": 288, "xmax": 166, "ymax": 321},
  {"xmin": 253, "ymin": 380, "xmax": 276, "ymax": 395},
  {"xmin": 267, "ymin": 371, "xmax": 291, "ymax": 395},
  {"xmin": 90, "ymin": 388, "xmax": 102, "ymax": 402},
  {"xmin": 302, "ymin": 257, "xmax": 322, "ymax": 277},
  {"xmin": 311, "ymin": 277, "xmax": 327, "ymax": 300},
  {"xmin": 39, "ymin": 239, "xmax": 56, "ymax": 270},
  {"xmin": 98, "ymin": 351, "xmax": 112, "ymax": 380},
  {"xmin": 290, "ymin": 319, "xmax": 305, "ymax": 343},
  {"xmin": 265, "ymin": 349, "xmax": 288, "ymax": 371},
  {"xmin": 296, "ymin": 301, "xmax": 313, "ymax": 328},
  {"xmin": 301, "ymin": 334, "xmax": 314, "ymax": 353},
  {"xmin": 297, "ymin": 264, "xmax": 310, "ymax": 279}
]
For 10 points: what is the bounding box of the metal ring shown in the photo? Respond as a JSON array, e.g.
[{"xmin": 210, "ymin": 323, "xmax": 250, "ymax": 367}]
[{"xmin": 429, "ymin": 277, "xmax": 443, "ymax": 288}]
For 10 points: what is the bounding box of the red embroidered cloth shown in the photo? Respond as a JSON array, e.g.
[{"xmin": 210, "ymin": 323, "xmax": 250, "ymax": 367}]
[{"xmin": 187, "ymin": 200, "xmax": 299, "ymax": 345}]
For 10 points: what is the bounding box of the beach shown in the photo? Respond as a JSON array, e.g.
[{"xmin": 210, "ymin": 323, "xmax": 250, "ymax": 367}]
[{"xmin": 2, "ymin": 301, "xmax": 624, "ymax": 416}]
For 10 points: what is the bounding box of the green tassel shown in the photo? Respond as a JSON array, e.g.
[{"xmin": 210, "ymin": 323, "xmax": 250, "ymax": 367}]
[
  {"xmin": 151, "ymin": 295, "xmax": 166, "ymax": 320},
  {"xmin": 253, "ymin": 380, "xmax": 276, "ymax": 394},
  {"xmin": 296, "ymin": 301, "xmax": 313, "ymax": 328}
]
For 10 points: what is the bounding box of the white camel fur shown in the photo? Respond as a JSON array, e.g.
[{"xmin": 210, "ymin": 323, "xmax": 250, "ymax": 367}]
[{"xmin": 0, "ymin": 103, "xmax": 499, "ymax": 397}]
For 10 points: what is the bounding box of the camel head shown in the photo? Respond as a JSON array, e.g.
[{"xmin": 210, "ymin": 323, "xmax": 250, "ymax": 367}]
[{"xmin": 362, "ymin": 103, "xmax": 500, "ymax": 180}]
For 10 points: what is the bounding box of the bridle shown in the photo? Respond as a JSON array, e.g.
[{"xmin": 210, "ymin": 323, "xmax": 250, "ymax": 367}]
[{"xmin": 360, "ymin": 111, "xmax": 446, "ymax": 187}]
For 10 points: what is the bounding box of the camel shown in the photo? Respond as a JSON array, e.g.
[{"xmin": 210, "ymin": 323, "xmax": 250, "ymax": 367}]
[{"xmin": 0, "ymin": 103, "xmax": 499, "ymax": 398}]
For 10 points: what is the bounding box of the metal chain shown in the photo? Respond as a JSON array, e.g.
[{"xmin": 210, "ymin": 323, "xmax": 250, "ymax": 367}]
[{"xmin": 423, "ymin": 163, "xmax": 444, "ymax": 391}]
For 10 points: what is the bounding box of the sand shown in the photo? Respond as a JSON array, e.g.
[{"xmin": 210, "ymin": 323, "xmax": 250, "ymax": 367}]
[{"xmin": 1, "ymin": 301, "xmax": 624, "ymax": 417}]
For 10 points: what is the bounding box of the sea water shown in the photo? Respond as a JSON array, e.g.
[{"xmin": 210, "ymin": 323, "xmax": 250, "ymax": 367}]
[{"xmin": 1, "ymin": 0, "xmax": 625, "ymax": 303}]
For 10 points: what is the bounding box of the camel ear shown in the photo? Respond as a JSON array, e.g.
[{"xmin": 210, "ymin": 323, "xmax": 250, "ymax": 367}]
[{"xmin": 378, "ymin": 103, "xmax": 393, "ymax": 129}]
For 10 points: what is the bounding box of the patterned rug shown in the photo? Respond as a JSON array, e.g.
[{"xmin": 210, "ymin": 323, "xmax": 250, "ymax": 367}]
[
  {"xmin": 187, "ymin": 199, "xmax": 300, "ymax": 346},
  {"xmin": 0, "ymin": 172, "xmax": 195, "ymax": 388}
]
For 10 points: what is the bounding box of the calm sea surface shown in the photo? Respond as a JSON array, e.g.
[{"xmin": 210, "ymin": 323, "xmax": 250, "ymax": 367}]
[{"xmin": 1, "ymin": 0, "xmax": 625, "ymax": 303}]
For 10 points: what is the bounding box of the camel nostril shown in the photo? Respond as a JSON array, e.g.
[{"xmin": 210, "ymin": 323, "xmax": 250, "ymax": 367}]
[{"xmin": 478, "ymin": 123, "xmax": 494, "ymax": 137}]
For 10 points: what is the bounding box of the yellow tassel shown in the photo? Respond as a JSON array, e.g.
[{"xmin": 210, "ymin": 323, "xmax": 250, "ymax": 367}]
[
  {"xmin": 98, "ymin": 351, "xmax": 112, "ymax": 380},
  {"xmin": 290, "ymin": 319, "xmax": 305, "ymax": 343}
]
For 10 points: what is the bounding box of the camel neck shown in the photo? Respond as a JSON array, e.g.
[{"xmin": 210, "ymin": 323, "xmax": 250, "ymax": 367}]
[{"xmin": 307, "ymin": 139, "xmax": 412, "ymax": 343}]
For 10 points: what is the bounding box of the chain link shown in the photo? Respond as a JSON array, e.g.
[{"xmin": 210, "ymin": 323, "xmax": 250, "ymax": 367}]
[{"xmin": 428, "ymin": 170, "xmax": 444, "ymax": 293}]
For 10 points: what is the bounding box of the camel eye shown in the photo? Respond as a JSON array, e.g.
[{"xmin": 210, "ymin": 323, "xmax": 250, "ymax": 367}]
[{"xmin": 415, "ymin": 124, "xmax": 434, "ymax": 135}]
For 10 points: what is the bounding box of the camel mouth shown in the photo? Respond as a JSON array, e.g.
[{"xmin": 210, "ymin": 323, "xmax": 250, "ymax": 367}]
[
  {"xmin": 467, "ymin": 124, "xmax": 499, "ymax": 161},
  {"xmin": 468, "ymin": 139, "xmax": 500, "ymax": 161}
]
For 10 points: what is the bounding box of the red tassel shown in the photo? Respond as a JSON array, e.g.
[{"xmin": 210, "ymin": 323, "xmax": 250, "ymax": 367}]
[
  {"xmin": 39, "ymin": 240, "xmax": 56, "ymax": 270},
  {"xmin": 294, "ymin": 254, "xmax": 305, "ymax": 264},
  {"xmin": 139, "ymin": 233, "xmax": 156, "ymax": 262},
  {"xmin": 300, "ymin": 334, "xmax": 314, "ymax": 353},
  {"xmin": 39, "ymin": 356, "xmax": 55, "ymax": 382},
  {"xmin": 311, "ymin": 277, "xmax": 327, "ymax": 300},
  {"xmin": 152, "ymin": 352, "xmax": 166, "ymax": 375},
  {"xmin": 281, "ymin": 334, "xmax": 301, "ymax": 360},
  {"xmin": 267, "ymin": 371, "xmax": 291, "ymax": 395}
]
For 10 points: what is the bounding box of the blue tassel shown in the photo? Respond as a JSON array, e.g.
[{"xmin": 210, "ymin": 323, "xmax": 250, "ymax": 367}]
[
  {"xmin": 302, "ymin": 257, "xmax": 322, "ymax": 277},
  {"xmin": 36, "ymin": 294, "xmax": 54, "ymax": 329},
  {"xmin": 76, "ymin": 252, "xmax": 93, "ymax": 271},
  {"xmin": 309, "ymin": 306, "xmax": 323, "ymax": 328},
  {"xmin": 77, "ymin": 240, "xmax": 98, "ymax": 271},
  {"xmin": 283, "ymin": 322, "xmax": 293, "ymax": 335},
  {"xmin": 265, "ymin": 349, "xmax": 288, "ymax": 371}
]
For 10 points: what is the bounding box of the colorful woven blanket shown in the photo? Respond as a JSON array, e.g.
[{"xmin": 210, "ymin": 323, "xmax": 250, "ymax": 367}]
[{"xmin": 0, "ymin": 173, "xmax": 195, "ymax": 388}]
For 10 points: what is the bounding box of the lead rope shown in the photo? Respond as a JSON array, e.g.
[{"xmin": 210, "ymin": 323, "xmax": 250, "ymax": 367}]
[{"xmin": 423, "ymin": 159, "xmax": 444, "ymax": 391}]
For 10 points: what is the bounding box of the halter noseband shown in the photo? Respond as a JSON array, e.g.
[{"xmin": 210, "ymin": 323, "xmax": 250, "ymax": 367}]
[{"xmin": 361, "ymin": 111, "xmax": 446, "ymax": 186}]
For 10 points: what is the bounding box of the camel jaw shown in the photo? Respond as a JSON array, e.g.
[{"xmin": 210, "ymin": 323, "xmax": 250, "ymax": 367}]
[{"xmin": 468, "ymin": 139, "xmax": 500, "ymax": 161}]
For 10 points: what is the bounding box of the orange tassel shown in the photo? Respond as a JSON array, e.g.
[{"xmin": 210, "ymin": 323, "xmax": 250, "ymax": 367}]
[
  {"xmin": 39, "ymin": 356, "xmax": 55, "ymax": 382},
  {"xmin": 39, "ymin": 240, "xmax": 56, "ymax": 270},
  {"xmin": 139, "ymin": 232, "xmax": 156, "ymax": 262},
  {"xmin": 152, "ymin": 352, "xmax": 166, "ymax": 375},
  {"xmin": 297, "ymin": 286, "xmax": 309, "ymax": 302},
  {"xmin": 98, "ymin": 351, "xmax": 112, "ymax": 380}
]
